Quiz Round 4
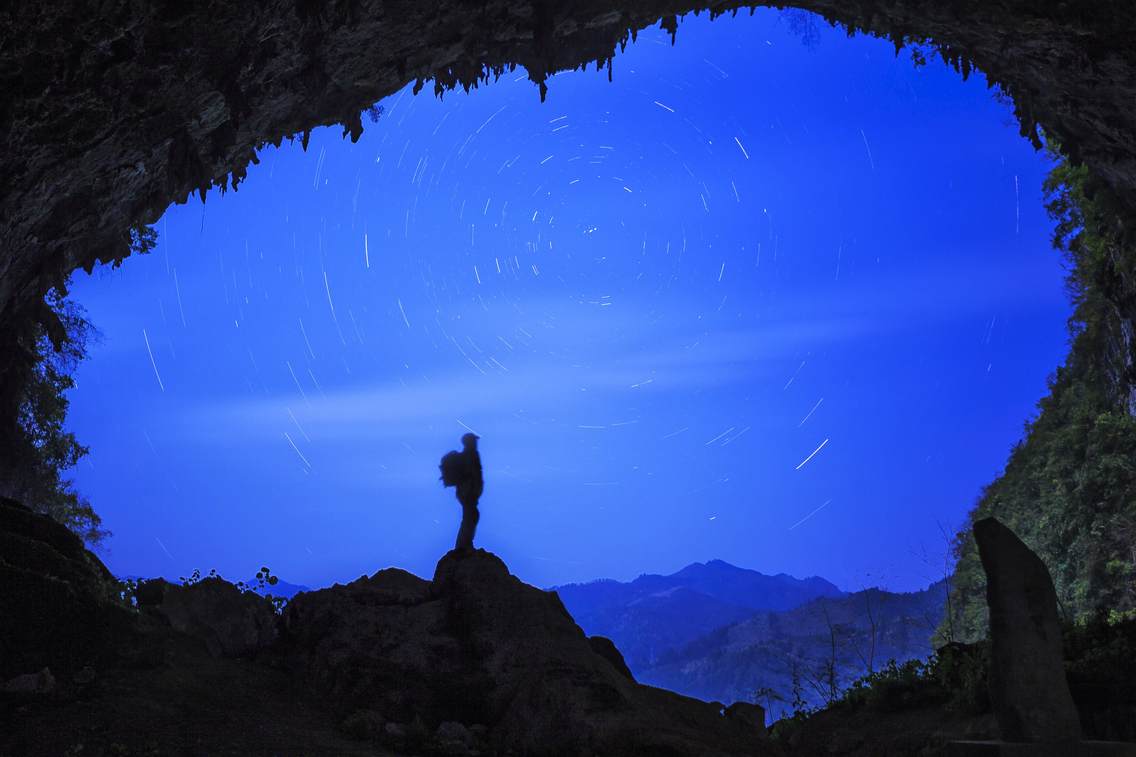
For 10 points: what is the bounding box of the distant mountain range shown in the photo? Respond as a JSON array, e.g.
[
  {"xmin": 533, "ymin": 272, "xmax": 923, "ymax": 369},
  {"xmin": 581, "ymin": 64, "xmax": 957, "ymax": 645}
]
[
  {"xmin": 553, "ymin": 561, "xmax": 946, "ymax": 720},
  {"xmin": 245, "ymin": 577, "xmax": 310, "ymax": 599},
  {"xmin": 553, "ymin": 559, "xmax": 845, "ymax": 670}
]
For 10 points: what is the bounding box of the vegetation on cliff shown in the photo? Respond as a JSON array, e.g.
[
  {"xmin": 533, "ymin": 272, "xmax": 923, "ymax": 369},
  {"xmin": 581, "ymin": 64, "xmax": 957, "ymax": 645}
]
[
  {"xmin": 942, "ymin": 151, "xmax": 1136, "ymax": 645},
  {"xmin": 6, "ymin": 289, "xmax": 105, "ymax": 545}
]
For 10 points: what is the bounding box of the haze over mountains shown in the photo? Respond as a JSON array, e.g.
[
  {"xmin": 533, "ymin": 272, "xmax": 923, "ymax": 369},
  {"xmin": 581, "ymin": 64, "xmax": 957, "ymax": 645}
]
[
  {"xmin": 554, "ymin": 560, "xmax": 946, "ymax": 718},
  {"xmin": 553, "ymin": 560, "xmax": 846, "ymax": 669},
  {"xmin": 245, "ymin": 578, "xmax": 310, "ymax": 600}
]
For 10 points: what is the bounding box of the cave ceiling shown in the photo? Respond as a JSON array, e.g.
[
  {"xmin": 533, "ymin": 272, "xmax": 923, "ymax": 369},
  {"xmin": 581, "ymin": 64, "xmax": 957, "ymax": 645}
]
[{"xmin": 2, "ymin": 0, "xmax": 1134, "ymax": 341}]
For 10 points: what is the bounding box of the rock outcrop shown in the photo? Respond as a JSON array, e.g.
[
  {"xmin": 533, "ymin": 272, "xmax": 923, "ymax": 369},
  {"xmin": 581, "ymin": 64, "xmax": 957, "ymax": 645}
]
[
  {"xmin": 973, "ymin": 517, "xmax": 1081, "ymax": 743},
  {"xmin": 0, "ymin": 497, "xmax": 133, "ymax": 680},
  {"xmin": 137, "ymin": 577, "xmax": 279, "ymax": 658},
  {"xmin": 0, "ymin": 503, "xmax": 776, "ymax": 755},
  {"xmin": 1, "ymin": 667, "xmax": 56, "ymax": 697},
  {"xmin": 587, "ymin": 635, "xmax": 635, "ymax": 680},
  {"xmin": 283, "ymin": 548, "xmax": 775, "ymax": 756},
  {"xmin": 0, "ymin": 494, "xmax": 776, "ymax": 754}
]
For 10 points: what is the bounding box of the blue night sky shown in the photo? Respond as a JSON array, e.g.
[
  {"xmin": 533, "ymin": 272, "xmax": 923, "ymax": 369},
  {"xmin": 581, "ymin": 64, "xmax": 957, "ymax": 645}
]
[{"xmin": 67, "ymin": 9, "xmax": 1070, "ymax": 593}]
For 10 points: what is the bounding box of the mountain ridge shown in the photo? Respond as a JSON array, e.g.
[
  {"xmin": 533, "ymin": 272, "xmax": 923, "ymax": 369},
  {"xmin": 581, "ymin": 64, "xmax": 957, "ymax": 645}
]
[
  {"xmin": 552, "ymin": 558, "xmax": 846, "ymax": 670},
  {"xmin": 638, "ymin": 579, "xmax": 948, "ymax": 719}
]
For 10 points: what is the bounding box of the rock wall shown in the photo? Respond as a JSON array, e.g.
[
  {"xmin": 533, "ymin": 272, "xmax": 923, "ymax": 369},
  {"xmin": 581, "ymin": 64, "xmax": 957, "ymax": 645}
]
[
  {"xmin": 2, "ymin": 0, "xmax": 1136, "ymax": 426},
  {"xmin": 0, "ymin": 497, "xmax": 133, "ymax": 679}
]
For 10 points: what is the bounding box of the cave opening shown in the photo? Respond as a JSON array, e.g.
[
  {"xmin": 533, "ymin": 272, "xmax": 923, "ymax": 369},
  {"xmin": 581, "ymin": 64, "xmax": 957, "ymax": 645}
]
[{"xmin": 52, "ymin": 9, "xmax": 1073, "ymax": 607}]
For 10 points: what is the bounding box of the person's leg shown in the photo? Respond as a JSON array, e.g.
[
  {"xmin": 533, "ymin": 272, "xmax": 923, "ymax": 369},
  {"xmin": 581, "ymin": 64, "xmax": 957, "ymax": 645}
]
[
  {"xmin": 466, "ymin": 504, "xmax": 480, "ymax": 548},
  {"xmin": 455, "ymin": 503, "xmax": 479, "ymax": 551},
  {"xmin": 455, "ymin": 516, "xmax": 470, "ymax": 551},
  {"xmin": 455, "ymin": 491, "xmax": 473, "ymax": 550}
]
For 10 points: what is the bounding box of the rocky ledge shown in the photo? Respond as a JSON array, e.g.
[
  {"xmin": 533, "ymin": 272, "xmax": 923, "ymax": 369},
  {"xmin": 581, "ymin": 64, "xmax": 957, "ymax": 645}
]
[
  {"xmin": 281, "ymin": 548, "xmax": 773, "ymax": 755},
  {"xmin": 0, "ymin": 497, "xmax": 777, "ymax": 756},
  {"xmin": 0, "ymin": 496, "xmax": 135, "ymax": 681}
]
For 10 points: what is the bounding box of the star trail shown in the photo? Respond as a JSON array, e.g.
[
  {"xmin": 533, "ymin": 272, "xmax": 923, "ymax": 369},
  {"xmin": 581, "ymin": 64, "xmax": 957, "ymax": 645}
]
[{"xmin": 66, "ymin": 10, "xmax": 1069, "ymax": 592}]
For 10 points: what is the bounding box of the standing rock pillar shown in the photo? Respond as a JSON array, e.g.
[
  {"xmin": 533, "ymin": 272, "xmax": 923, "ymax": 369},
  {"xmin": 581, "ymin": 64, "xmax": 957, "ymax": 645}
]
[{"xmin": 973, "ymin": 516, "xmax": 1081, "ymax": 743}]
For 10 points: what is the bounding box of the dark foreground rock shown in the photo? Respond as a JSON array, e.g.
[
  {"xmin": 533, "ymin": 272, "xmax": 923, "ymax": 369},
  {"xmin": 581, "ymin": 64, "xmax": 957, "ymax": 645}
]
[
  {"xmin": 283, "ymin": 548, "xmax": 775, "ymax": 756},
  {"xmin": 587, "ymin": 634, "xmax": 634, "ymax": 680},
  {"xmin": 0, "ymin": 497, "xmax": 134, "ymax": 680},
  {"xmin": 973, "ymin": 517, "xmax": 1081, "ymax": 743},
  {"xmin": 4, "ymin": 499, "xmax": 1135, "ymax": 755},
  {"xmin": 0, "ymin": 501, "xmax": 776, "ymax": 755},
  {"xmin": 138, "ymin": 577, "xmax": 279, "ymax": 658},
  {"xmin": 0, "ymin": 497, "xmax": 381, "ymax": 755}
]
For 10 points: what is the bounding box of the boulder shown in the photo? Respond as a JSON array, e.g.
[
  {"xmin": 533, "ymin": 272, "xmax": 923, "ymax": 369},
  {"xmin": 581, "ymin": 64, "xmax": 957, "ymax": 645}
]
[
  {"xmin": 145, "ymin": 577, "xmax": 279, "ymax": 658},
  {"xmin": 973, "ymin": 517, "xmax": 1081, "ymax": 743},
  {"xmin": 282, "ymin": 566, "xmax": 455, "ymax": 722},
  {"xmin": 133, "ymin": 578, "xmax": 167, "ymax": 607},
  {"xmin": 587, "ymin": 635, "xmax": 635, "ymax": 680},
  {"xmin": 0, "ymin": 497, "xmax": 134, "ymax": 679},
  {"xmin": 341, "ymin": 709, "xmax": 385, "ymax": 740},
  {"xmin": 724, "ymin": 701, "xmax": 767, "ymax": 733},
  {"xmin": 1, "ymin": 667, "xmax": 55, "ymax": 696},
  {"xmin": 435, "ymin": 720, "xmax": 476, "ymax": 754},
  {"xmin": 282, "ymin": 548, "xmax": 781, "ymax": 756}
]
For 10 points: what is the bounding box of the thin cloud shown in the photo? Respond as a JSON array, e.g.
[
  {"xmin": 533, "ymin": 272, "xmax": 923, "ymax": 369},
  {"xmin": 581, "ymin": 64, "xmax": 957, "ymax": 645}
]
[{"xmin": 184, "ymin": 317, "xmax": 869, "ymax": 441}]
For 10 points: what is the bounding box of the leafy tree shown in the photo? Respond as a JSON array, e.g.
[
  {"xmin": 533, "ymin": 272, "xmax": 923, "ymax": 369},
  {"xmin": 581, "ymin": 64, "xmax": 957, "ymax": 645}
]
[
  {"xmin": 8, "ymin": 287, "xmax": 107, "ymax": 546},
  {"xmin": 4, "ymin": 221, "xmax": 156, "ymax": 543}
]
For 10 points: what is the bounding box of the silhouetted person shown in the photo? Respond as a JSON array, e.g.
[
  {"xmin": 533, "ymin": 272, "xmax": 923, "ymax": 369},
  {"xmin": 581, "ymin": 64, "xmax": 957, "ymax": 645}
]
[{"xmin": 439, "ymin": 433, "xmax": 483, "ymax": 552}]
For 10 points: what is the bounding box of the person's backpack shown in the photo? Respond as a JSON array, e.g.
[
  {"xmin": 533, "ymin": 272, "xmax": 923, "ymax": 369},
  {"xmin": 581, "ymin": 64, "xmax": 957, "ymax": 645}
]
[{"xmin": 439, "ymin": 451, "xmax": 463, "ymax": 487}]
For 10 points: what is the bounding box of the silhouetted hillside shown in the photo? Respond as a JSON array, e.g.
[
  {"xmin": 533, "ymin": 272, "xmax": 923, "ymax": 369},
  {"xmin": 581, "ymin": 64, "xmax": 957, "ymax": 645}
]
[
  {"xmin": 1, "ymin": 498, "xmax": 779, "ymax": 755},
  {"xmin": 554, "ymin": 560, "xmax": 844, "ymax": 668},
  {"xmin": 638, "ymin": 581, "xmax": 948, "ymax": 720}
]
